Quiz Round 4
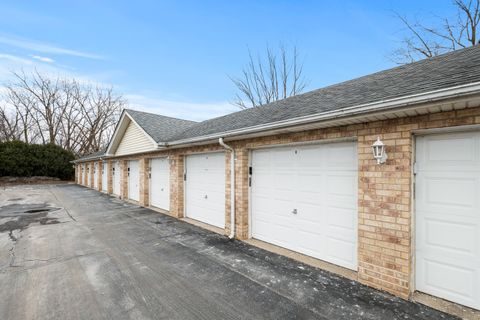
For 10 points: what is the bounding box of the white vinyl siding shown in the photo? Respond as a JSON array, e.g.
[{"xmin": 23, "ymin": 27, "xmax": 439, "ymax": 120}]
[{"xmin": 115, "ymin": 120, "xmax": 155, "ymax": 156}]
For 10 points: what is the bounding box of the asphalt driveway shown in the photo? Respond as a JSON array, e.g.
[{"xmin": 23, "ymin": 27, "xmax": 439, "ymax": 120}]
[{"xmin": 0, "ymin": 184, "xmax": 457, "ymax": 320}]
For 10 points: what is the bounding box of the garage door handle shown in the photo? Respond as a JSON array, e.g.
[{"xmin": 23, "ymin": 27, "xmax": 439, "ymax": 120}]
[{"xmin": 292, "ymin": 209, "xmax": 297, "ymax": 215}]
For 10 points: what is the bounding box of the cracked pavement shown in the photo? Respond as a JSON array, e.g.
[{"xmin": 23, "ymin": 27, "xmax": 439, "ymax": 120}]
[{"xmin": 0, "ymin": 184, "xmax": 458, "ymax": 320}]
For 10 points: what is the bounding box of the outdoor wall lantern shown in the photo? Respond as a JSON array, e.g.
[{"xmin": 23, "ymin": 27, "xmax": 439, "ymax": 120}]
[{"xmin": 372, "ymin": 137, "xmax": 388, "ymax": 164}]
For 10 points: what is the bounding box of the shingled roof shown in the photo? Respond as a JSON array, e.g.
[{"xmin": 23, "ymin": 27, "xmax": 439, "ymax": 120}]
[
  {"xmin": 169, "ymin": 44, "xmax": 480, "ymax": 141},
  {"xmin": 76, "ymin": 45, "xmax": 480, "ymax": 162},
  {"xmin": 125, "ymin": 109, "xmax": 197, "ymax": 143},
  {"xmin": 74, "ymin": 149, "xmax": 106, "ymax": 162}
]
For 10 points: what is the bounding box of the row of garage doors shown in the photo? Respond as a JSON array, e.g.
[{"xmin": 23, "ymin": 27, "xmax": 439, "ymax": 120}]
[
  {"xmin": 87, "ymin": 132, "xmax": 480, "ymax": 310},
  {"xmin": 181, "ymin": 135, "xmax": 480, "ymax": 310},
  {"xmin": 181, "ymin": 142, "xmax": 359, "ymax": 271}
]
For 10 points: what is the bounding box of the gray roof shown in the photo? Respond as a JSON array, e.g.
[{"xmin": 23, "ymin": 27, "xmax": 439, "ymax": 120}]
[
  {"xmin": 170, "ymin": 44, "xmax": 480, "ymax": 141},
  {"xmin": 77, "ymin": 45, "xmax": 480, "ymax": 162},
  {"xmin": 75, "ymin": 149, "xmax": 106, "ymax": 162},
  {"xmin": 126, "ymin": 109, "xmax": 197, "ymax": 143}
]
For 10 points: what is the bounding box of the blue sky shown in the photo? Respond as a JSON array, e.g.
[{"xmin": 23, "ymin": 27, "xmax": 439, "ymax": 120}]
[{"xmin": 0, "ymin": 1, "xmax": 454, "ymax": 120}]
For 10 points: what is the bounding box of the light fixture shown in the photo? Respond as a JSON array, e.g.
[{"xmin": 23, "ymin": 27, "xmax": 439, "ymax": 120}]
[{"xmin": 372, "ymin": 137, "xmax": 388, "ymax": 164}]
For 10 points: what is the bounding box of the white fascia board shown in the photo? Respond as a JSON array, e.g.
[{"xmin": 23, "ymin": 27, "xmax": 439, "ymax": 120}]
[
  {"xmin": 166, "ymin": 82, "xmax": 480, "ymax": 147},
  {"xmin": 105, "ymin": 110, "xmax": 129, "ymax": 155}
]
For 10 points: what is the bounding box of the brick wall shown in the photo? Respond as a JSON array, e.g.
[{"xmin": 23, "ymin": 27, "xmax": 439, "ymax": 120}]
[
  {"xmin": 107, "ymin": 160, "xmax": 113, "ymax": 194},
  {"xmin": 139, "ymin": 158, "xmax": 149, "ymax": 206},
  {"xmin": 74, "ymin": 105, "xmax": 480, "ymax": 300},
  {"xmin": 121, "ymin": 160, "xmax": 128, "ymax": 199}
]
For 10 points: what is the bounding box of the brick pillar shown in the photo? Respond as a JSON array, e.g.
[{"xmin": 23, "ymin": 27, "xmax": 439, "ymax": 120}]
[
  {"xmin": 74, "ymin": 165, "xmax": 78, "ymax": 184},
  {"xmin": 121, "ymin": 160, "xmax": 128, "ymax": 199},
  {"xmin": 357, "ymin": 126, "xmax": 412, "ymax": 299},
  {"xmin": 234, "ymin": 148, "xmax": 249, "ymax": 240},
  {"xmin": 97, "ymin": 161, "xmax": 103, "ymax": 191},
  {"xmin": 107, "ymin": 160, "xmax": 113, "ymax": 194},
  {"xmin": 139, "ymin": 158, "xmax": 149, "ymax": 206},
  {"xmin": 169, "ymin": 154, "xmax": 184, "ymax": 218}
]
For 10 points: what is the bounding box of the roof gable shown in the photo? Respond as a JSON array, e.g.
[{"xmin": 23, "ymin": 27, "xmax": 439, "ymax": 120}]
[
  {"xmin": 125, "ymin": 109, "xmax": 197, "ymax": 143},
  {"xmin": 106, "ymin": 111, "xmax": 157, "ymax": 155}
]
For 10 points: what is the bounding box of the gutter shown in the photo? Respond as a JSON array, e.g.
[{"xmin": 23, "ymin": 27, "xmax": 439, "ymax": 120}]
[
  {"xmin": 167, "ymin": 81, "xmax": 480, "ymax": 147},
  {"xmin": 219, "ymin": 137, "xmax": 235, "ymax": 240}
]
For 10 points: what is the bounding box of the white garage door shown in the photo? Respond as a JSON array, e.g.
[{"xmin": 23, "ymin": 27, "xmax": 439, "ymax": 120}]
[
  {"xmin": 86, "ymin": 164, "xmax": 91, "ymax": 186},
  {"xmin": 150, "ymin": 158, "xmax": 170, "ymax": 211},
  {"xmin": 251, "ymin": 142, "xmax": 358, "ymax": 270},
  {"xmin": 82, "ymin": 164, "xmax": 86, "ymax": 185},
  {"xmin": 93, "ymin": 163, "xmax": 99, "ymax": 189},
  {"xmin": 112, "ymin": 161, "xmax": 120, "ymax": 196},
  {"xmin": 128, "ymin": 160, "xmax": 140, "ymax": 201},
  {"xmin": 415, "ymin": 131, "xmax": 480, "ymax": 310},
  {"xmin": 102, "ymin": 162, "xmax": 107, "ymax": 192},
  {"xmin": 185, "ymin": 153, "xmax": 226, "ymax": 228}
]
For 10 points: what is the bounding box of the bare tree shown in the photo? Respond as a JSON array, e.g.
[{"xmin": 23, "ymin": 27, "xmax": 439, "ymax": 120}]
[
  {"xmin": 231, "ymin": 44, "xmax": 308, "ymax": 109},
  {"xmin": 0, "ymin": 70, "xmax": 125, "ymax": 155},
  {"xmin": 393, "ymin": 0, "xmax": 480, "ymax": 64}
]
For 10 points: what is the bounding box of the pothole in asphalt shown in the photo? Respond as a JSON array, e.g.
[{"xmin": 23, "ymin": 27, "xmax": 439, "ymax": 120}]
[
  {"xmin": 24, "ymin": 208, "xmax": 55, "ymax": 214},
  {"xmin": 0, "ymin": 203, "xmax": 62, "ymax": 236}
]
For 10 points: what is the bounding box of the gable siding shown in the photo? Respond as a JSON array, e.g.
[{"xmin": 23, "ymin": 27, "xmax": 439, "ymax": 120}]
[{"xmin": 115, "ymin": 120, "xmax": 155, "ymax": 156}]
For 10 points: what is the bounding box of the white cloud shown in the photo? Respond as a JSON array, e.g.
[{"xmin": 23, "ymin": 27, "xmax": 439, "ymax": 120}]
[
  {"xmin": 0, "ymin": 34, "xmax": 103, "ymax": 60},
  {"xmin": 125, "ymin": 94, "xmax": 238, "ymax": 122},
  {"xmin": 31, "ymin": 55, "xmax": 54, "ymax": 63},
  {"xmin": 0, "ymin": 53, "xmax": 33, "ymax": 65}
]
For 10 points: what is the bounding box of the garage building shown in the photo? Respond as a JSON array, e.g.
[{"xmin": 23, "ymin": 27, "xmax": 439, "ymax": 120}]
[{"xmin": 73, "ymin": 45, "xmax": 480, "ymax": 314}]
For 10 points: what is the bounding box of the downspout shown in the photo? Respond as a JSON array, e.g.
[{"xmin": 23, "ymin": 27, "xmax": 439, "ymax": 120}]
[{"xmin": 219, "ymin": 137, "xmax": 235, "ymax": 239}]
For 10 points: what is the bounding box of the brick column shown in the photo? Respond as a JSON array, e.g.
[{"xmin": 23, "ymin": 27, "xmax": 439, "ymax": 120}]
[
  {"xmin": 139, "ymin": 158, "xmax": 149, "ymax": 206},
  {"xmin": 121, "ymin": 160, "xmax": 128, "ymax": 199},
  {"xmin": 225, "ymin": 152, "xmax": 232, "ymax": 236},
  {"xmin": 169, "ymin": 154, "xmax": 184, "ymax": 218},
  {"xmin": 357, "ymin": 123, "xmax": 412, "ymax": 299},
  {"xmin": 234, "ymin": 148, "xmax": 249, "ymax": 240},
  {"xmin": 97, "ymin": 161, "xmax": 103, "ymax": 191},
  {"xmin": 107, "ymin": 160, "xmax": 113, "ymax": 194}
]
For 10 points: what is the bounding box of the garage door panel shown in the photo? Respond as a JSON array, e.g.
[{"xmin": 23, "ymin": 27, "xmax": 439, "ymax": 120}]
[
  {"xmin": 327, "ymin": 207, "xmax": 356, "ymax": 231},
  {"xmin": 251, "ymin": 142, "xmax": 358, "ymax": 271},
  {"xmin": 425, "ymin": 219, "xmax": 477, "ymax": 254},
  {"xmin": 327, "ymin": 237, "xmax": 356, "ymax": 269},
  {"xmin": 423, "ymin": 259, "xmax": 476, "ymax": 299},
  {"xmin": 424, "ymin": 176, "xmax": 478, "ymax": 208},
  {"xmin": 185, "ymin": 153, "xmax": 226, "ymax": 229},
  {"xmin": 416, "ymin": 132, "xmax": 480, "ymax": 310},
  {"xmin": 425, "ymin": 136, "xmax": 476, "ymax": 162},
  {"xmin": 326, "ymin": 143, "xmax": 357, "ymax": 168}
]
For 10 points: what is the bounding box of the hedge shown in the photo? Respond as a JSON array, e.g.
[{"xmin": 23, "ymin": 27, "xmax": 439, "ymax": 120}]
[{"xmin": 0, "ymin": 141, "xmax": 75, "ymax": 180}]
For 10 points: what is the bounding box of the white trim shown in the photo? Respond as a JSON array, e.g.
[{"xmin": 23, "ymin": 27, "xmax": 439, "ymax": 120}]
[
  {"xmin": 246, "ymin": 136, "xmax": 357, "ymax": 151},
  {"xmin": 413, "ymin": 124, "xmax": 480, "ymax": 136}
]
